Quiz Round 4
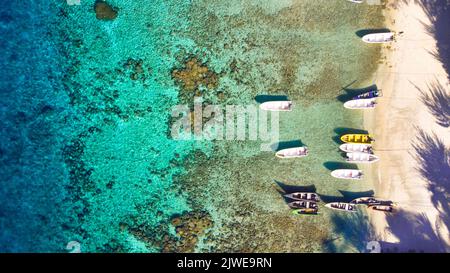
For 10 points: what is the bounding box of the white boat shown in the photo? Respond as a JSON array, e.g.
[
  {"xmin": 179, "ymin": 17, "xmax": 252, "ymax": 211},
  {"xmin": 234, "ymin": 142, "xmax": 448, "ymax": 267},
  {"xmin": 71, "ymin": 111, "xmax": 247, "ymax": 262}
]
[
  {"xmin": 339, "ymin": 143, "xmax": 372, "ymax": 153},
  {"xmin": 344, "ymin": 98, "xmax": 376, "ymax": 109},
  {"xmin": 346, "ymin": 152, "xmax": 379, "ymax": 163},
  {"xmin": 288, "ymin": 201, "xmax": 318, "ymax": 209},
  {"xmin": 275, "ymin": 147, "xmax": 308, "ymax": 158},
  {"xmin": 347, "ymin": 0, "xmax": 363, "ymax": 3},
  {"xmin": 350, "ymin": 197, "xmax": 386, "ymax": 205},
  {"xmin": 331, "ymin": 169, "xmax": 363, "ymax": 180},
  {"xmin": 325, "ymin": 202, "xmax": 357, "ymax": 212},
  {"xmin": 259, "ymin": 101, "xmax": 293, "ymax": 111},
  {"xmin": 362, "ymin": 32, "xmax": 394, "ymax": 44},
  {"xmin": 284, "ymin": 192, "xmax": 320, "ymax": 202}
]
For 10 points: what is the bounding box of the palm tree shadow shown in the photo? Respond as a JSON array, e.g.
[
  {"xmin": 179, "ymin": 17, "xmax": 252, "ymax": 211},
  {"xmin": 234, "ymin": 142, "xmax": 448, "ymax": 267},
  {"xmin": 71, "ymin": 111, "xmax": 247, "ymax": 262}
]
[{"xmin": 416, "ymin": 81, "xmax": 450, "ymax": 128}]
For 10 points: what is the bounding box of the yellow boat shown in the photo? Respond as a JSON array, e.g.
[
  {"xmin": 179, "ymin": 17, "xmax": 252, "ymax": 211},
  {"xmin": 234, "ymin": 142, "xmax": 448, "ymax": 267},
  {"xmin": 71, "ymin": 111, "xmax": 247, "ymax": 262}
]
[{"xmin": 340, "ymin": 134, "xmax": 374, "ymax": 144}]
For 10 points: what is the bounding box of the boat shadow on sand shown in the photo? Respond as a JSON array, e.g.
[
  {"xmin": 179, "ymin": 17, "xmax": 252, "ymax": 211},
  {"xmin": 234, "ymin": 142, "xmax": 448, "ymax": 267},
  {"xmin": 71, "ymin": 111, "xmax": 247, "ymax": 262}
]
[
  {"xmin": 332, "ymin": 127, "xmax": 369, "ymax": 144},
  {"xmin": 355, "ymin": 28, "xmax": 391, "ymax": 38},
  {"xmin": 337, "ymin": 84, "xmax": 379, "ymax": 103},
  {"xmin": 270, "ymin": 140, "xmax": 306, "ymax": 152},
  {"xmin": 254, "ymin": 94, "xmax": 289, "ymax": 104}
]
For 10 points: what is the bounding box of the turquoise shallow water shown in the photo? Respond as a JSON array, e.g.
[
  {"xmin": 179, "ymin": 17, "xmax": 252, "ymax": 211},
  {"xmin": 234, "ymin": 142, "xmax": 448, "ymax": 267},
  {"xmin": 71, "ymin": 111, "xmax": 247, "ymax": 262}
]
[{"xmin": 0, "ymin": 0, "xmax": 385, "ymax": 252}]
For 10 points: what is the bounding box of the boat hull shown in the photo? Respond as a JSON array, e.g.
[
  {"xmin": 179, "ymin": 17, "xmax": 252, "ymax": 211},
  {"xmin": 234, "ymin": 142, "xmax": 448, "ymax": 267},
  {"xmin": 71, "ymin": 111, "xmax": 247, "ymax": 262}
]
[
  {"xmin": 339, "ymin": 143, "xmax": 372, "ymax": 153},
  {"xmin": 284, "ymin": 192, "xmax": 320, "ymax": 202},
  {"xmin": 331, "ymin": 169, "xmax": 363, "ymax": 180},
  {"xmin": 288, "ymin": 201, "xmax": 318, "ymax": 209},
  {"xmin": 344, "ymin": 98, "xmax": 376, "ymax": 109},
  {"xmin": 353, "ymin": 90, "xmax": 382, "ymax": 100},
  {"xmin": 259, "ymin": 101, "xmax": 293, "ymax": 111},
  {"xmin": 362, "ymin": 32, "xmax": 394, "ymax": 44},
  {"xmin": 340, "ymin": 134, "xmax": 374, "ymax": 144},
  {"xmin": 346, "ymin": 152, "xmax": 380, "ymax": 163},
  {"xmin": 291, "ymin": 208, "xmax": 318, "ymax": 215},
  {"xmin": 275, "ymin": 147, "xmax": 308, "ymax": 158},
  {"xmin": 325, "ymin": 202, "xmax": 357, "ymax": 212}
]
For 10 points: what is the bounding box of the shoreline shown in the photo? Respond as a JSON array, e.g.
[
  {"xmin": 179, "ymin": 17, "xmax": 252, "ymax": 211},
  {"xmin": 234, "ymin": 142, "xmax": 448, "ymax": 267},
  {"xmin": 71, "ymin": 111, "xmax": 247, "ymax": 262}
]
[{"xmin": 366, "ymin": 0, "xmax": 450, "ymax": 252}]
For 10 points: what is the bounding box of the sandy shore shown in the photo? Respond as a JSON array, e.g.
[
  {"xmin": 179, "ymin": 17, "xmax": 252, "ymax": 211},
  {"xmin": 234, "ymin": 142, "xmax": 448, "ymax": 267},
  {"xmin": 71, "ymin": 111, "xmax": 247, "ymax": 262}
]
[{"xmin": 365, "ymin": 0, "xmax": 450, "ymax": 252}]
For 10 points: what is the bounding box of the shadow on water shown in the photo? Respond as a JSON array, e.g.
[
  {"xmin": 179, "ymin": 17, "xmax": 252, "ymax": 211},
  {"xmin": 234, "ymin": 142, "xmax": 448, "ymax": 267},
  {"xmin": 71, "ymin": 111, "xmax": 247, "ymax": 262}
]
[
  {"xmin": 337, "ymin": 84, "xmax": 378, "ymax": 102},
  {"xmin": 273, "ymin": 180, "xmax": 316, "ymax": 195},
  {"xmin": 254, "ymin": 95, "xmax": 289, "ymax": 104},
  {"xmin": 270, "ymin": 140, "xmax": 305, "ymax": 151},
  {"xmin": 416, "ymin": 81, "xmax": 450, "ymax": 128},
  {"xmin": 332, "ymin": 127, "xmax": 369, "ymax": 144},
  {"xmin": 355, "ymin": 28, "xmax": 391, "ymax": 38},
  {"xmin": 414, "ymin": 0, "xmax": 450, "ymax": 80},
  {"xmin": 323, "ymin": 161, "xmax": 358, "ymax": 171},
  {"xmin": 318, "ymin": 190, "xmax": 375, "ymax": 204}
]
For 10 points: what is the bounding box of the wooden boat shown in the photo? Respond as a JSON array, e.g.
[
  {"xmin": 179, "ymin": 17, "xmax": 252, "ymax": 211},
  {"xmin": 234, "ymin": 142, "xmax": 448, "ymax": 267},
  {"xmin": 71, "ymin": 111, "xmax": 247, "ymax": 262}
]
[
  {"xmin": 340, "ymin": 134, "xmax": 374, "ymax": 144},
  {"xmin": 350, "ymin": 197, "xmax": 385, "ymax": 206},
  {"xmin": 331, "ymin": 169, "xmax": 363, "ymax": 180},
  {"xmin": 346, "ymin": 152, "xmax": 380, "ymax": 163},
  {"xmin": 325, "ymin": 202, "xmax": 357, "ymax": 212},
  {"xmin": 288, "ymin": 201, "xmax": 318, "ymax": 209},
  {"xmin": 284, "ymin": 192, "xmax": 320, "ymax": 202},
  {"xmin": 291, "ymin": 208, "xmax": 318, "ymax": 215},
  {"xmin": 339, "ymin": 143, "xmax": 373, "ymax": 153},
  {"xmin": 369, "ymin": 204, "xmax": 395, "ymax": 213},
  {"xmin": 344, "ymin": 98, "xmax": 376, "ymax": 109},
  {"xmin": 275, "ymin": 147, "xmax": 308, "ymax": 158},
  {"xmin": 353, "ymin": 90, "xmax": 382, "ymax": 100},
  {"xmin": 259, "ymin": 101, "xmax": 293, "ymax": 111},
  {"xmin": 362, "ymin": 32, "xmax": 394, "ymax": 44}
]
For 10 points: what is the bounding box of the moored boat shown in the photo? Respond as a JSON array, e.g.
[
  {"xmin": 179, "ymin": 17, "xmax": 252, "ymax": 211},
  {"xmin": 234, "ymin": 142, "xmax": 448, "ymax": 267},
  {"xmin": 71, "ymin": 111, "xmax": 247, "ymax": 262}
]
[
  {"xmin": 362, "ymin": 32, "xmax": 394, "ymax": 44},
  {"xmin": 259, "ymin": 101, "xmax": 293, "ymax": 111},
  {"xmin": 344, "ymin": 98, "xmax": 376, "ymax": 109},
  {"xmin": 346, "ymin": 152, "xmax": 380, "ymax": 163},
  {"xmin": 275, "ymin": 147, "xmax": 308, "ymax": 158},
  {"xmin": 291, "ymin": 208, "xmax": 319, "ymax": 215},
  {"xmin": 339, "ymin": 143, "xmax": 373, "ymax": 153},
  {"xmin": 325, "ymin": 202, "xmax": 357, "ymax": 212},
  {"xmin": 347, "ymin": 0, "xmax": 363, "ymax": 3},
  {"xmin": 284, "ymin": 192, "xmax": 320, "ymax": 202},
  {"xmin": 340, "ymin": 134, "xmax": 374, "ymax": 144},
  {"xmin": 353, "ymin": 90, "xmax": 382, "ymax": 100},
  {"xmin": 288, "ymin": 201, "xmax": 318, "ymax": 209},
  {"xmin": 369, "ymin": 204, "xmax": 395, "ymax": 213},
  {"xmin": 350, "ymin": 197, "xmax": 385, "ymax": 206},
  {"xmin": 331, "ymin": 169, "xmax": 363, "ymax": 180}
]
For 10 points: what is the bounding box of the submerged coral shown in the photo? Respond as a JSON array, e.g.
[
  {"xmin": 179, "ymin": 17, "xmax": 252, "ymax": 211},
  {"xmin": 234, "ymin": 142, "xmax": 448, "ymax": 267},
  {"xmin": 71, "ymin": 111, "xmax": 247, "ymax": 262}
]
[
  {"xmin": 171, "ymin": 57, "xmax": 219, "ymax": 100},
  {"xmin": 94, "ymin": 1, "xmax": 118, "ymax": 21}
]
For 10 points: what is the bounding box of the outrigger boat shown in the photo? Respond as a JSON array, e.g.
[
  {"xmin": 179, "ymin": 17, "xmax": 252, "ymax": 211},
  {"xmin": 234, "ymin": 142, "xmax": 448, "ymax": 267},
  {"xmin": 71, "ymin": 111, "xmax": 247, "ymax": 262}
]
[
  {"xmin": 259, "ymin": 101, "xmax": 293, "ymax": 111},
  {"xmin": 346, "ymin": 152, "xmax": 380, "ymax": 163},
  {"xmin": 350, "ymin": 197, "xmax": 386, "ymax": 206},
  {"xmin": 331, "ymin": 169, "xmax": 363, "ymax": 180},
  {"xmin": 344, "ymin": 98, "xmax": 377, "ymax": 109},
  {"xmin": 362, "ymin": 32, "xmax": 394, "ymax": 44},
  {"xmin": 369, "ymin": 204, "xmax": 395, "ymax": 213},
  {"xmin": 275, "ymin": 147, "xmax": 308, "ymax": 158},
  {"xmin": 325, "ymin": 202, "xmax": 357, "ymax": 212},
  {"xmin": 288, "ymin": 201, "xmax": 318, "ymax": 209},
  {"xmin": 339, "ymin": 143, "xmax": 373, "ymax": 153},
  {"xmin": 291, "ymin": 208, "xmax": 318, "ymax": 215},
  {"xmin": 340, "ymin": 134, "xmax": 374, "ymax": 144},
  {"xmin": 353, "ymin": 90, "xmax": 382, "ymax": 100},
  {"xmin": 284, "ymin": 192, "xmax": 320, "ymax": 202}
]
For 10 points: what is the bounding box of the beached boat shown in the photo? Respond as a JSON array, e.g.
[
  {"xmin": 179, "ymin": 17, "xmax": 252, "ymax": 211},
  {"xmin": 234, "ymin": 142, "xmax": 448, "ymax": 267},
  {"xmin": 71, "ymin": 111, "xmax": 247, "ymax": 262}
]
[
  {"xmin": 284, "ymin": 192, "xmax": 320, "ymax": 202},
  {"xmin": 346, "ymin": 152, "xmax": 380, "ymax": 163},
  {"xmin": 350, "ymin": 197, "xmax": 385, "ymax": 206},
  {"xmin": 347, "ymin": 0, "xmax": 363, "ymax": 3},
  {"xmin": 331, "ymin": 169, "xmax": 363, "ymax": 180},
  {"xmin": 291, "ymin": 208, "xmax": 319, "ymax": 215},
  {"xmin": 340, "ymin": 134, "xmax": 374, "ymax": 144},
  {"xmin": 325, "ymin": 202, "xmax": 357, "ymax": 212},
  {"xmin": 339, "ymin": 143, "xmax": 373, "ymax": 153},
  {"xmin": 259, "ymin": 101, "xmax": 293, "ymax": 111},
  {"xmin": 369, "ymin": 204, "xmax": 395, "ymax": 213},
  {"xmin": 352, "ymin": 90, "xmax": 382, "ymax": 100},
  {"xmin": 288, "ymin": 201, "xmax": 318, "ymax": 209},
  {"xmin": 344, "ymin": 98, "xmax": 377, "ymax": 109},
  {"xmin": 362, "ymin": 32, "xmax": 394, "ymax": 43},
  {"xmin": 275, "ymin": 147, "xmax": 308, "ymax": 158}
]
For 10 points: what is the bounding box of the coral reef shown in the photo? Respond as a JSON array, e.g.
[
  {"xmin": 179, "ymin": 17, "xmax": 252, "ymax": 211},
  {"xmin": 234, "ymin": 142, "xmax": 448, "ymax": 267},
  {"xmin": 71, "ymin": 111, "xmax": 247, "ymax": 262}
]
[
  {"xmin": 94, "ymin": 1, "xmax": 118, "ymax": 21},
  {"xmin": 171, "ymin": 57, "xmax": 219, "ymax": 101}
]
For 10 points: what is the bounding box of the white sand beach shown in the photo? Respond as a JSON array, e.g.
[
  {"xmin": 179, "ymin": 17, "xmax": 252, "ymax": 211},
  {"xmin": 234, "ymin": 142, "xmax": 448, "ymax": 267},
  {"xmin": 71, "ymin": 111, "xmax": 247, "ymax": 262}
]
[{"xmin": 365, "ymin": 0, "xmax": 450, "ymax": 252}]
